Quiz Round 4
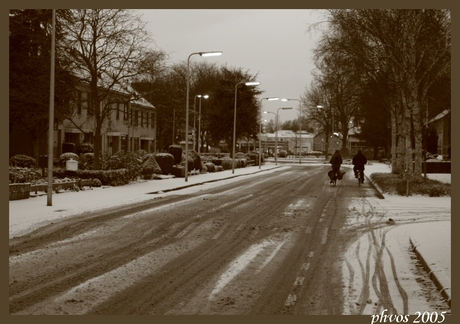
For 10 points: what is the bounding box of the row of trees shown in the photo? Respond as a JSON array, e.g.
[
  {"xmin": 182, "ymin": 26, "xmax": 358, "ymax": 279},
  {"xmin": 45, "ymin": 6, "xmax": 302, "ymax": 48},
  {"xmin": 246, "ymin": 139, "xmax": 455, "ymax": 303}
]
[
  {"xmin": 9, "ymin": 9, "xmax": 262, "ymax": 169},
  {"xmin": 301, "ymin": 9, "xmax": 450, "ymax": 176}
]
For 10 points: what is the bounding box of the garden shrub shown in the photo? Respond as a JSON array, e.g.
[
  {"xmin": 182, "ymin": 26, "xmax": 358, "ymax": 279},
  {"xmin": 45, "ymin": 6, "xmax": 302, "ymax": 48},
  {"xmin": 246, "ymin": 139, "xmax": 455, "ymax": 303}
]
[
  {"xmin": 180, "ymin": 153, "xmax": 195, "ymax": 171},
  {"xmin": 216, "ymin": 165, "xmax": 224, "ymax": 172},
  {"xmin": 76, "ymin": 142, "xmax": 94, "ymax": 155},
  {"xmin": 79, "ymin": 153, "xmax": 94, "ymax": 170},
  {"xmin": 370, "ymin": 172, "xmax": 450, "ymax": 197},
  {"xmin": 201, "ymin": 164, "xmax": 208, "ymax": 173},
  {"xmin": 92, "ymin": 178, "xmax": 102, "ymax": 187},
  {"xmin": 204, "ymin": 162, "xmax": 216, "ymax": 172},
  {"xmin": 9, "ymin": 166, "xmax": 41, "ymax": 184},
  {"xmin": 247, "ymin": 152, "xmax": 261, "ymax": 165},
  {"xmin": 189, "ymin": 150, "xmax": 202, "ymax": 172},
  {"xmin": 141, "ymin": 155, "xmax": 162, "ymax": 179},
  {"xmin": 10, "ymin": 154, "xmax": 37, "ymax": 168},
  {"xmin": 171, "ymin": 165, "xmax": 185, "ymax": 178},
  {"xmin": 154, "ymin": 153, "xmax": 175, "ymax": 175},
  {"xmin": 211, "ymin": 158, "xmax": 223, "ymax": 166},
  {"xmin": 168, "ymin": 145, "xmax": 183, "ymax": 165},
  {"xmin": 62, "ymin": 142, "xmax": 76, "ymax": 153},
  {"xmin": 221, "ymin": 157, "xmax": 235, "ymax": 170},
  {"xmin": 101, "ymin": 151, "xmax": 143, "ymax": 180}
]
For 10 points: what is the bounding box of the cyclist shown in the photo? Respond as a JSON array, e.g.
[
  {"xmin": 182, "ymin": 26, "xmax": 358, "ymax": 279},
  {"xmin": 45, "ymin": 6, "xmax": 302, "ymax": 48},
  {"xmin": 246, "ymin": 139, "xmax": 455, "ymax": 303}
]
[
  {"xmin": 329, "ymin": 150, "xmax": 343, "ymax": 184},
  {"xmin": 352, "ymin": 149, "xmax": 368, "ymax": 183}
]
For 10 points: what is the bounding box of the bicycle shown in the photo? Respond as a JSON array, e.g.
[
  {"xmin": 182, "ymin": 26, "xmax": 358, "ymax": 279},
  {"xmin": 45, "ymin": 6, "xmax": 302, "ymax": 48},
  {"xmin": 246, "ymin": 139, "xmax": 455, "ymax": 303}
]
[
  {"xmin": 328, "ymin": 169, "xmax": 339, "ymax": 187},
  {"xmin": 356, "ymin": 169, "xmax": 364, "ymax": 186}
]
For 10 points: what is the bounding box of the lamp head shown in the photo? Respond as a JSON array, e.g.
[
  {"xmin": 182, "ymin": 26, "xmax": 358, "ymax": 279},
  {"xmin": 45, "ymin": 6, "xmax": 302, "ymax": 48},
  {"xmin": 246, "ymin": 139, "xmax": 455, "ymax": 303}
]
[{"xmin": 199, "ymin": 51, "xmax": 223, "ymax": 57}]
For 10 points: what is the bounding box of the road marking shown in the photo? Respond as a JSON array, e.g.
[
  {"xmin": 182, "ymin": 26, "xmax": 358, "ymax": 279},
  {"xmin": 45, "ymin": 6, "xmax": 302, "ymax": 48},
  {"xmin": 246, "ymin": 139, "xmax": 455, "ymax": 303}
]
[
  {"xmin": 301, "ymin": 263, "xmax": 310, "ymax": 271},
  {"xmin": 209, "ymin": 240, "xmax": 274, "ymax": 299},
  {"xmin": 256, "ymin": 241, "xmax": 285, "ymax": 274},
  {"xmin": 284, "ymin": 294, "xmax": 297, "ymax": 306},
  {"xmin": 321, "ymin": 228, "xmax": 328, "ymax": 244},
  {"xmin": 294, "ymin": 277, "xmax": 305, "ymax": 286},
  {"xmin": 175, "ymin": 223, "xmax": 197, "ymax": 238},
  {"xmin": 212, "ymin": 223, "xmax": 229, "ymax": 240}
]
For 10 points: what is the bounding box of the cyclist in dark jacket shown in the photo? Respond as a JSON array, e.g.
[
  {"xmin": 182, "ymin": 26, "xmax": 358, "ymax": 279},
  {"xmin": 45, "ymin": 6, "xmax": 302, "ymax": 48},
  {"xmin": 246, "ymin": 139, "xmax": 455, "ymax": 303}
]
[
  {"xmin": 352, "ymin": 149, "xmax": 368, "ymax": 182},
  {"xmin": 329, "ymin": 150, "xmax": 343, "ymax": 183}
]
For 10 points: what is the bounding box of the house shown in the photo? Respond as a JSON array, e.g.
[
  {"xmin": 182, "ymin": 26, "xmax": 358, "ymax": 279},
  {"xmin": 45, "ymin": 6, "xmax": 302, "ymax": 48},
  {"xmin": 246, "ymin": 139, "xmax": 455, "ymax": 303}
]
[
  {"xmin": 427, "ymin": 109, "xmax": 451, "ymax": 157},
  {"xmin": 313, "ymin": 132, "xmax": 343, "ymax": 154},
  {"xmin": 9, "ymin": 80, "xmax": 156, "ymax": 161},
  {"xmin": 60, "ymin": 82, "xmax": 156, "ymax": 156}
]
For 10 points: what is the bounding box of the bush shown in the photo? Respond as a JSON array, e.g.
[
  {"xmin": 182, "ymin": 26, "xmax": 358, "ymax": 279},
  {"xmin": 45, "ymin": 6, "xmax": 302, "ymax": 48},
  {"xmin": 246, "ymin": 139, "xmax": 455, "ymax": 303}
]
[
  {"xmin": 9, "ymin": 166, "xmax": 41, "ymax": 184},
  {"xmin": 76, "ymin": 142, "xmax": 94, "ymax": 155},
  {"xmin": 189, "ymin": 150, "xmax": 202, "ymax": 172},
  {"xmin": 154, "ymin": 153, "xmax": 175, "ymax": 175},
  {"xmin": 92, "ymin": 178, "xmax": 102, "ymax": 187},
  {"xmin": 62, "ymin": 142, "xmax": 76, "ymax": 153},
  {"xmin": 171, "ymin": 165, "xmax": 185, "ymax": 177},
  {"xmin": 180, "ymin": 153, "xmax": 195, "ymax": 171},
  {"xmin": 204, "ymin": 162, "xmax": 216, "ymax": 172},
  {"xmin": 168, "ymin": 145, "xmax": 183, "ymax": 165},
  {"xmin": 221, "ymin": 157, "xmax": 235, "ymax": 170},
  {"xmin": 370, "ymin": 172, "xmax": 450, "ymax": 197},
  {"xmin": 141, "ymin": 155, "xmax": 162, "ymax": 179},
  {"xmin": 10, "ymin": 154, "xmax": 37, "ymax": 168},
  {"xmin": 79, "ymin": 153, "xmax": 94, "ymax": 170},
  {"xmin": 101, "ymin": 151, "xmax": 143, "ymax": 181}
]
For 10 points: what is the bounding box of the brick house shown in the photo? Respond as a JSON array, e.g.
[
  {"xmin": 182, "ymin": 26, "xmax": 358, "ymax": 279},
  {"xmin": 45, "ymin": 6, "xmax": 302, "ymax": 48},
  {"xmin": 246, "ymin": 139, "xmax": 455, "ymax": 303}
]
[{"xmin": 9, "ymin": 81, "xmax": 156, "ymax": 160}]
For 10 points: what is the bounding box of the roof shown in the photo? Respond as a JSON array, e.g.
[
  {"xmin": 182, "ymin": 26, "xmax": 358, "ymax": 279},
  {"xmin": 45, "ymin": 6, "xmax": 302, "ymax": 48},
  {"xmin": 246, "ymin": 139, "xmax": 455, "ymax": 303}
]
[{"xmin": 265, "ymin": 130, "xmax": 315, "ymax": 139}]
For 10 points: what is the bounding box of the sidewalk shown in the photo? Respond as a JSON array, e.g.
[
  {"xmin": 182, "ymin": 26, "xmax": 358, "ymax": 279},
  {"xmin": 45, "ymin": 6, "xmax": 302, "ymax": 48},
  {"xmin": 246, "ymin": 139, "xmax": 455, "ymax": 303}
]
[{"xmin": 9, "ymin": 161, "xmax": 451, "ymax": 306}]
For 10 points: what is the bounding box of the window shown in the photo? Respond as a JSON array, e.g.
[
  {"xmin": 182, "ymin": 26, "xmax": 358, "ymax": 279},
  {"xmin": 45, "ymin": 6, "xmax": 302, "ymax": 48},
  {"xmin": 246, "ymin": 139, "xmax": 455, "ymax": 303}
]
[
  {"xmin": 145, "ymin": 112, "xmax": 149, "ymax": 128},
  {"xmin": 116, "ymin": 102, "xmax": 121, "ymax": 120},
  {"xmin": 76, "ymin": 90, "xmax": 82, "ymax": 115},
  {"xmin": 87, "ymin": 92, "xmax": 93, "ymax": 116},
  {"xmin": 134, "ymin": 110, "xmax": 139, "ymax": 126},
  {"xmin": 140, "ymin": 111, "xmax": 144, "ymax": 127},
  {"xmin": 151, "ymin": 113, "xmax": 155, "ymax": 128},
  {"xmin": 124, "ymin": 103, "xmax": 129, "ymax": 120}
]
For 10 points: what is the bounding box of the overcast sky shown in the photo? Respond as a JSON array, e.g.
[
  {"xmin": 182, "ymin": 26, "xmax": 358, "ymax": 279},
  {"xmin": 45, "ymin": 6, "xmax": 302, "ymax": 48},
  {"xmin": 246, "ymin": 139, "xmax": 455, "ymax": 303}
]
[{"xmin": 139, "ymin": 9, "xmax": 326, "ymax": 122}]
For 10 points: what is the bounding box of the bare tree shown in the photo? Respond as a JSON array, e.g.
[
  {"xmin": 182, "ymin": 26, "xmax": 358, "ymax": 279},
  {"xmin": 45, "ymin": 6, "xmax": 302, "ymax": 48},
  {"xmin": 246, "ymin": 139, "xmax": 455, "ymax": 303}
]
[
  {"xmin": 321, "ymin": 9, "xmax": 450, "ymax": 176},
  {"xmin": 60, "ymin": 9, "xmax": 151, "ymax": 168}
]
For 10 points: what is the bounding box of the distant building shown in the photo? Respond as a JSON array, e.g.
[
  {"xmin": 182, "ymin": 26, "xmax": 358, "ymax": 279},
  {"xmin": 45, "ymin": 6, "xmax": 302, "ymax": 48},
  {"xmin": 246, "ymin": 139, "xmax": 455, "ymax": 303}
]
[{"xmin": 258, "ymin": 130, "xmax": 315, "ymax": 155}]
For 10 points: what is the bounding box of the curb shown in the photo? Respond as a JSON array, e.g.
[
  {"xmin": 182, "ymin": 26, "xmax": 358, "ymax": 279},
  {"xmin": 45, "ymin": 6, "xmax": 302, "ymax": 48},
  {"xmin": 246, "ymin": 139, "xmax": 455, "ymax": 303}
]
[
  {"xmin": 409, "ymin": 238, "xmax": 451, "ymax": 307},
  {"xmin": 146, "ymin": 165, "xmax": 284, "ymax": 195},
  {"xmin": 366, "ymin": 175, "xmax": 385, "ymax": 199}
]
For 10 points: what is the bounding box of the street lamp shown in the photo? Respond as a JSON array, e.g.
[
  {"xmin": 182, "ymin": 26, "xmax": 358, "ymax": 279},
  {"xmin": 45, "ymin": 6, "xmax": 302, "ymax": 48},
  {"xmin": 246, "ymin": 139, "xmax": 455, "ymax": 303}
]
[
  {"xmin": 233, "ymin": 80, "xmax": 260, "ymax": 174},
  {"xmin": 258, "ymin": 97, "xmax": 279, "ymax": 169},
  {"xmin": 265, "ymin": 107, "xmax": 293, "ymax": 165},
  {"xmin": 282, "ymin": 98, "xmax": 302, "ymax": 164},
  {"xmin": 185, "ymin": 51, "xmax": 222, "ymax": 182},
  {"xmin": 317, "ymin": 104, "xmax": 332, "ymax": 159},
  {"xmin": 198, "ymin": 94, "xmax": 209, "ymax": 154}
]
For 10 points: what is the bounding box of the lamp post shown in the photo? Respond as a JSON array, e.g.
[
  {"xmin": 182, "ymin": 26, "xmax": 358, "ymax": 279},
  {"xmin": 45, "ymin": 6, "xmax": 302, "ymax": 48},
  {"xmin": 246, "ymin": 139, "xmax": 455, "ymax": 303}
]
[
  {"xmin": 317, "ymin": 104, "xmax": 331, "ymax": 160},
  {"xmin": 233, "ymin": 80, "xmax": 260, "ymax": 174},
  {"xmin": 185, "ymin": 51, "xmax": 222, "ymax": 182},
  {"xmin": 265, "ymin": 107, "xmax": 293, "ymax": 165},
  {"xmin": 258, "ymin": 97, "xmax": 279, "ymax": 169},
  {"xmin": 198, "ymin": 94, "xmax": 209, "ymax": 154},
  {"xmin": 282, "ymin": 98, "xmax": 302, "ymax": 164}
]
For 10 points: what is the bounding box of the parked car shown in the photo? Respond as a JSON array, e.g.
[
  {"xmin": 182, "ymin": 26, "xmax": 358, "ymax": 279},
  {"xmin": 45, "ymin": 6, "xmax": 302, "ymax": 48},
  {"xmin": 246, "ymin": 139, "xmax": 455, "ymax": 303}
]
[{"xmin": 278, "ymin": 150, "xmax": 287, "ymax": 158}]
